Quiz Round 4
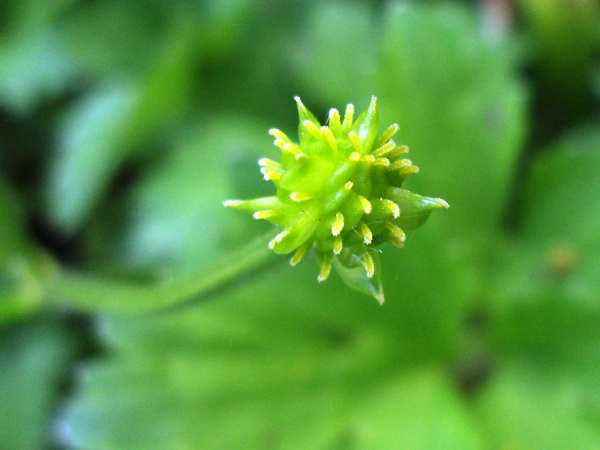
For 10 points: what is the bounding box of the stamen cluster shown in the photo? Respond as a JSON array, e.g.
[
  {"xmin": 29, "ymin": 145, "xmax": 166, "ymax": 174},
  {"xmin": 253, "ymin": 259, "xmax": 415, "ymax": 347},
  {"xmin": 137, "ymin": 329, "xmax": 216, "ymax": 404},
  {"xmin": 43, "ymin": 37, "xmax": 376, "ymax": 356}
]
[{"xmin": 225, "ymin": 97, "xmax": 448, "ymax": 302}]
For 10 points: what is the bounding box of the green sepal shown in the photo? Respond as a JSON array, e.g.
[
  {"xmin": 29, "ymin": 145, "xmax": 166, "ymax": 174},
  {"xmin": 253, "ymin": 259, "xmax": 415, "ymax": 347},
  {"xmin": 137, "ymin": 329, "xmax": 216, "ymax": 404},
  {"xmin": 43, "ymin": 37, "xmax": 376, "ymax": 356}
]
[
  {"xmin": 334, "ymin": 246, "xmax": 384, "ymax": 304},
  {"xmin": 386, "ymin": 187, "xmax": 449, "ymax": 231},
  {"xmin": 224, "ymin": 196, "xmax": 282, "ymax": 215},
  {"xmin": 351, "ymin": 96, "xmax": 379, "ymax": 154},
  {"xmin": 270, "ymin": 211, "xmax": 319, "ymax": 254},
  {"xmin": 295, "ymin": 97, "xmax": 321, "ymax": 144}
]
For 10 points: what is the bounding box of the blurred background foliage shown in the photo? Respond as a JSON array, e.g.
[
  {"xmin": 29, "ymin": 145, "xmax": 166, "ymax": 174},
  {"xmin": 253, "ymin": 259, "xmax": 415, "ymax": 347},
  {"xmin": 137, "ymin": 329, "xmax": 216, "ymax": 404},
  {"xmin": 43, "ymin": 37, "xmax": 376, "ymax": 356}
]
[{"xmin": 1, "ymin": 0, "xmax": 600, "ymax": 448}]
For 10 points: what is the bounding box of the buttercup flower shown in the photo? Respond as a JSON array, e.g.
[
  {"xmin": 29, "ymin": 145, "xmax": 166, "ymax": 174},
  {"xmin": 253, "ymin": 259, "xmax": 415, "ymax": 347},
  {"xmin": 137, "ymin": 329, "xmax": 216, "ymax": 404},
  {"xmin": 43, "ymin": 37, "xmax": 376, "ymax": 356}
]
[{"xmin": 225, "ymin": 96, "xmax": 448, "ymax": 303}]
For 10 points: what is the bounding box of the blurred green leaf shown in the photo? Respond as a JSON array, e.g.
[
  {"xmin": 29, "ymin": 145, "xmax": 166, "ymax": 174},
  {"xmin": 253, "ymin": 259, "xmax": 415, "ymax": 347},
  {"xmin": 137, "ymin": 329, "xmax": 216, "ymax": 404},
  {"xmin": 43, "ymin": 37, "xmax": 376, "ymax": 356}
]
[
  {"xmin": 81, "ymin": 116, "xmax": 272, "ymax": 276},
  {"xmin": 0, "ymin": 28, "xmax": 75, "ymax": 114},
  {"xmin": 46, "ymin": 24, "xmax": 199, "ymax": 234},
  {"xmin": 0, "ymin": 316, "xmax": 77, "ymax": 449},
  {"xmin": 58, "ymin": 249, "xmax": 475, "ymax": 447},
  {"xmin": 520, "ymin": 124, "xmax": 600, "ymax": 298},
  {"xmin": 375, "ymin": 2, "xmax": 527, "ymax": 237},
  {"xmin": 0, "ymin": 183, "xmax": 50, "ymax": 323},
  {"xmin": 518, "ymin": 0, "xmax": 600, "ymax": 113},
  {"xmin": 477, "ymin": 124, "xmax": 600, "ymax": 447}
]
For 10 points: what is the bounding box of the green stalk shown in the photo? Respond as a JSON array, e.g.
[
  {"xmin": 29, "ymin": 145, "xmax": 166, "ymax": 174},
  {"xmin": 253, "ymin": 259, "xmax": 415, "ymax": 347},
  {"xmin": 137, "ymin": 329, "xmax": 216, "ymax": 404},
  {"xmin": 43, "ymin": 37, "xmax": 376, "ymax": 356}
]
[{"xmin": 45, "ymin": 232, "xmax": 280, "ymax": 314}]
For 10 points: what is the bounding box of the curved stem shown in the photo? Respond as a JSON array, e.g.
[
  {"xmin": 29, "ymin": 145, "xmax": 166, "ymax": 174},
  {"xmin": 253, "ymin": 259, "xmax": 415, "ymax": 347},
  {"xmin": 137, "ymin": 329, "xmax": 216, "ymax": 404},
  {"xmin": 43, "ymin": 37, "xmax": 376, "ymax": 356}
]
[{"xmin": 45, "ymin": 232, "xmax": 281, "ymax": 315}]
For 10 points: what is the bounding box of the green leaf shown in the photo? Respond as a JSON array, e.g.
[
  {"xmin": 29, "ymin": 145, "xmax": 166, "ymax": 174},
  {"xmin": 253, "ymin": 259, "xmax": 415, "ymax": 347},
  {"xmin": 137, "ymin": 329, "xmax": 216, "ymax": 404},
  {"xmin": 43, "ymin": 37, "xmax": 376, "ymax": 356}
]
[
  {"xmin": 58, "ymin": 255, "xmax": 473, "ymax": 448},
  {"xmin": 520, "ymin": 124, "xmax": 600, "ymax": 298},
  {"xmin": 477, "ymin": 125, "xmax": 600, "ymax": 447},
  {"xmin": 375, "ymin": 2, "xmax": 528, "ymax": 237},
  {"xmin": 45, "ymin": 25, "xmax": 198, "ymax": 235},
  {"xmin": 0, "ymin": 316, "xmax": 77, "ymax": 449},
  {"xmin": 80, "ymin": 117, "xmax": 271, "ymax": 276}
]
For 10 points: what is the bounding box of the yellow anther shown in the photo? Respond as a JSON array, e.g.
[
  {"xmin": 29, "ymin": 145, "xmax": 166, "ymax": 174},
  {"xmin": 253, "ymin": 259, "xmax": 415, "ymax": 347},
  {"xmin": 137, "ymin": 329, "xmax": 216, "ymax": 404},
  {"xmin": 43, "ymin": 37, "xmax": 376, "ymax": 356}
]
[
  {"xmin": 258, "ymin": 158, "xmax": 281, "ymax": 169},
  {"xmin": 386, "ymin": 222, "xmax": 406, "ymax": 246},
  {"xmin": 290, "ymin": 244, "xmax": 308, "ymax": 266},
  {"xmin": 260, "ymin": 167, "xmax": 281, "ymax": 181},
  {"xmin": 363, "ymin": 252, "xmax": 375, "ymax": 278},
  {"xmin": 350, "ymin": 152, "xmax": 361, "ymax": 161},
  {"xmin": 321, "ymin": 126, "xmax": 337, "ymax": 150},
  {"xmin": 342, "ymin": 103, "xmax": 354, "ymax": 132},
  {"xmin": 282, "ymin": 142, "xmax": 303, "ymax": 155},
  {"xmin": 387, "ymin": 159, "xmax": 412, "ymax": 171},
  {"xmin": 358, "ymin": 195, "xmax": 372, "ymax": 214},
  {"xmin": 362, "ymin": 154, "xmax": 375, "ymax": 163},
  {"xmin": 381, "ymin": 199, "xmax": 400, "ymax": 218},
  {"xmin": 328, "ymin": 108, "xmax": 342, "ymax": 132},
  {"xmin": 332, "ymin": 212, "xmax": 344, "ymax": 236},
  {"xmin": 375, "ymin": 123, "xmax": 399, "ymax": 147},
  {"xmin": 333, "ymin": 236, "xmax": 343, "ymax": 255},
  {"xmin": 290, "ymin": 192, "xmax": 312, "ymax": 202},
  {"xmin": 360, "ymin": 222, "xmax": 373, "ymax": 245},
  {"xmin": 372, "ymin": 141, "xmax": 396, "ymax": 158},
  {"xmin": 318, "ymin": 253, "xmax": 333, "ymax": 282},
  {"xmin": 269, "ymin": 128, "xmax": 292, "ymax": 143},
  {"xmin": 274, "ymin": 139, "xmax": 287, "ymax": 150},
  {"xmin": 387, "ymin": 145, "xmax": 409, "ymax": 160},
  {"xmin": 303, "ymin": 120, "xmax": 323, "ymax": 139},
  {"xmin": 253, "ymin": 210, "xmax": 275, "ymax": 219},
  {"xmin": 222, "ymin": 199, "xmax": 243, "ymax": 208},
  {"xmin": 373, "ymin": 158, "xmax": 390, "ymax": 167},
  {"xmin": 269, "ymin": 229, "xmax": 290, "ymax": 249},
  {"xmin": 349, "ymin": 132, "xmax": 362, "ymax": 153},
  {"xmin": 344, "ymin": 181, "xmax": 353, "ymax": 190}
]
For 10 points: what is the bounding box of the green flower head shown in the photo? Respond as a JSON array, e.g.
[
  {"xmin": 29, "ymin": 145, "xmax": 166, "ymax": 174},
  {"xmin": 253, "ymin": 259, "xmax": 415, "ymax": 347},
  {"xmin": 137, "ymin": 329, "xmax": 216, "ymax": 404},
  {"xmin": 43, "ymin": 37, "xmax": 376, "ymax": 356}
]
[{"xmin": 225, "ymin": 97, "xmax": 448, "ymax": 303}]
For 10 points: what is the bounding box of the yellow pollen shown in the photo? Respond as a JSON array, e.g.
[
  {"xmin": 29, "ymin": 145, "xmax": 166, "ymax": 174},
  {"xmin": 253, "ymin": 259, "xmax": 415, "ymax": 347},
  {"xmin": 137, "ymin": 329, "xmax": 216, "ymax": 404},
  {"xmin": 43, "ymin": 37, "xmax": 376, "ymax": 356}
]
[
  {"xmin": 333, "ymin": 236, "xmax": 343, "ymax": 254},
  {"xmin": 373, "ymin": 158, "xmax": 390, "ymax": 167},
  {"xmin": 332, "ymin": 212, "xmax": 344, "ymax": 236},
  {"xmin": 269, "ymin": 128, "xmax": 292, "ymax": 142},
  {"xmin": 269, "ymin": 229, "xmax": 289, "ymax": 249},
  {"xmin": 260, "ymin": 167, "xmax": 281, "ymax": 181},
  {"xmin": 290, "ymin": 192, "xmax": 312, "ymax": 202},
  {"xmin": 303, "ymin": 120, "xmax": 323, "ymax": 139},
  {"xmin": 372, "ymin": 141, "xmax": 396, "ymax": 158},
  {"xmin": 388, "ymin": 145, "xmax": 409, "ymax": 160},
  {"xmin": 222, "ymin": 200, "xmax": 243, "ymax": 208},
  {"xmin": 386, "ymin": 222, "xmax": 406, "ymax": 243},
  {"xmin": 318, "ymin": 253, "xmax": 333, "ymax": 282},
  {"xmin": 344, "ymin": 181, "xmax": 353, "ymax": 190},
  {"xmin": 322, "ymin": 126, "xmax": 337, "ymax": 150},
  {"xmin": 253, "ymin": 210, "xmax": 275, "ymax": 219},
  {"xmin": 342, "ymin": 103, "xmax": 354, "ymax": 132},
  {"xmin": 258, "ymin": 158, "xmax": 281, "ymax": 169},
  {"xmin": 283, "ymin": 142, "xmax": 303, "ymax": 155},
  {"xmin": 328, "ymin": 108, "xmax": 342, "ymax": 132},
  {"xmin": 350, "ymin": 152, "xmax": 360, "ymax": 161},
  {"xmin": 363, "ymin": 252, "xmax": 375, "ymax": 278},
  {"xmin": 290, "ymin": 244, "xmax": 308, "ymax": 266},
  {"xmin": 375, "ymin": 123, "xmax": 399, "ymax": 147},
  {"xmin": 358, "ymin": 196, "xmax": 372, "ymax": 214},
  {"xmin": 360, "ymin": 222, "xmax": 373, "ymax": 244},
  {"xmin": 381, "ymin": 199, "xmax": 400, "ymax": 218}
]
